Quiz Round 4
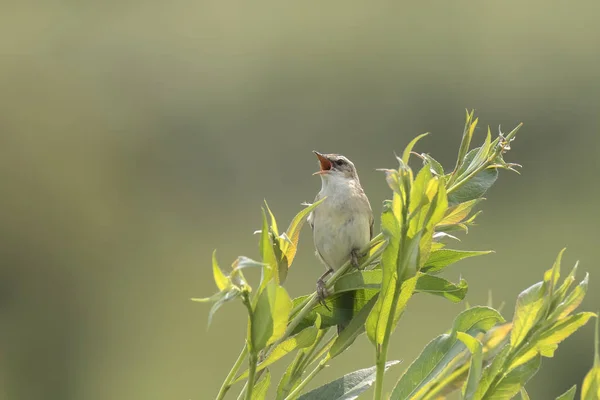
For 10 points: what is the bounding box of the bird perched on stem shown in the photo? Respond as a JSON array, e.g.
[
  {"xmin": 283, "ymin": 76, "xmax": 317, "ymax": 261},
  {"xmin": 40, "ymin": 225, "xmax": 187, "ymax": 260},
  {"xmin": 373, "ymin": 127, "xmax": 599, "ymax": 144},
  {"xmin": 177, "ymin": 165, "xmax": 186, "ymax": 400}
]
[{"xmin": 307, "ymin": 151, "xmax": 373, "ymax": 332}]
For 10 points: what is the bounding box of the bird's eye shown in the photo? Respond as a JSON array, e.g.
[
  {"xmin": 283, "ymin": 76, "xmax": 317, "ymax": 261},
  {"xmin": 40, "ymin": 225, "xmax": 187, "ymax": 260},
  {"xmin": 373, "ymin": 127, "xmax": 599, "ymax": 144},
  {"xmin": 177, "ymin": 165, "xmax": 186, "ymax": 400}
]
[{"xmin": 335, "ymin": 159, "xmax": 346, "ymax": 166}]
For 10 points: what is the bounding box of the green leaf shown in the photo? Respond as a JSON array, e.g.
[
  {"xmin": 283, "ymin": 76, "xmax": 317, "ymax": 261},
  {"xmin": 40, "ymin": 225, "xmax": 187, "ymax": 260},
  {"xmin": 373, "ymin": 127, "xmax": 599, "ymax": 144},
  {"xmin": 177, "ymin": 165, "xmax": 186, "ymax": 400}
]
[
  {"xmin": 555, "ymin": 385, "xmax": 576, "ymax": 400},
  {"xmin": 252, "ymin": 282, "xmax": 292, "ymax": 351},
  {"xmin": 448, "ymin": 140, "xmax": 499, "ymax": 207},
  {"xmin": 543, "ymin": 248, "xmax": 565, "ymax": 291},
  {"xmin": 410, "ymin": 165, "xmax": 434, "ymax": 215},
  {"xmin": 421, "ymin": 153, "xmax": 445, "ymax": 177},
  {"xmin": 211, "ymin": 250, "xmax": 229, "ymax": 291},
  {"xmin": 264, "ymin": 200, "xmax": 279, "ymax": 236},
  {"xmin": 582, "ymin": 361, "xmax": 600, "ymax": 400},
  {"xmin": 454, "ymin": 110, "xmax": 477, "ymax": 174},
  {"xmin": 475, "ymin": 344, "xmax": 511, "ymax": 399},
  {"xmin": 329, "ymin": 294, "xmax": 379, "ymax": 358},
  {"xmin": 276, "ymin": 317, "xmax": 325, "ymax": 399},
  {"xmin": 582, "ymin": 314, "xmax": 600, "ymax": 400},
  {"xmin": 234, "ymin": 256, "xmax": 268, "ymax": 270},
  {"xmin": 581, "ymin": 340, "xmax": 600, "ymax": 400},
  {"xmin": 422, "ymin": 249, "xmax": 493, "ymax": 274},
  {"xmin": 297, "ymin": 361, "xmax": 401, "ymax": 400},
  {"xmin": 391, "ymin": 307, "xmax": 504, "ymax": 400},
  {"xmin": 415, "ymin": 273, "xmax": 468, "ymax": 303},
  {"xmin": 520, "ymin": 388, "xmax": 531, "ymax": 400},
  {"xmin": 193, "ymin": 289, "xmax": 240, "ymax": 328},
  {"xmin": 550, "ymin": 262, "xmax": 578, "ymax": 313},
  {"xmin": 291, "ymin": 290, "xmax": 379, "ymax": 335},
  {"xmin": 402, "ymin": 133, "xmax": 430, "ymax": 165},
  {"xmin": 510, "ymin": 281, "xmax": 547, "ymax": 349},
  {"xmin": 366, "ymin": 195, "xmax": 405, "ymax": 345},
  {"xmin": 334, "ymin": 270, "xmax": 382, "ymax": 293},
  {"xmin": 456, "ymin": 332, "xmax": 483, "ymax": 400},
  {"xmin": 438, "ymin": 199, "xmax": 482, "ymax": 226},
  {"xmin": 283, "ymin": 197, "xmax": 326, "ymax": 266},
  {"xmin": 550, "ymin": 273, "xmax": 589, "ymax": 321},
  {"xmin": 484, "ymin": 355, "xmax": 541, "ymax": 400},
  {"xmin": 366, "ymin": 272, "xmax": 418, "ymax": 345},
  {"xmin": 272, "ymin": 238, "xmax": 289, "ymax": 284},
  {"xmin": 235, "ymin": 323, "xmax": 319, "ymax": 382},
  {"xmin": 332, "ymin": 270, "xmax": 467, "ymax": 303},
  {"xmin": 259, "ymin": 208, "xmax": 279, "ymax": 289},
  {"xmin": 509, "ymin": 312, "xmax": 595, "ymax": 369},
  {"xmin": 463, "ymin": 128, "xmax": 492, "ymax": 178},
  {"xmin": 251, "ymin": 369, "xmax": 271, "ymax": 400}
]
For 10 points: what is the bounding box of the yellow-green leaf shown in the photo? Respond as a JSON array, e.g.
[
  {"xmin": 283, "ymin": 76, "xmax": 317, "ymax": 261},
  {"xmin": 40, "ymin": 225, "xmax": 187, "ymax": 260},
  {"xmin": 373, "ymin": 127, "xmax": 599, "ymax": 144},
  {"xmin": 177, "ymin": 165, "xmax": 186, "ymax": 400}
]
[
  {"xmin": 329, "ymin": 294, "xmax": 379, "ymax": 358},
  {"xmin": 402, "ymin": 132, "xmax": 430, "ymax": 165},
  {"xmin": 582, "ymin": 367, "xmax": 600, "ymax": 400},
  {"xmin": 259, "ymin": 208, "xmax": 279, "ymax": 290},
  {"xmin": 236, "ymin": 323, "xmax": 318, "ymax": 382},
  {"xmin": 212, "ymin": 250, "xmax": 229, "ymax": 291},
  {"xmin": 251, "ymin": 369, "xmax": 271, "ymax": 400},
  {"xmin": 438, "ymin": 199, "xmax": 482, "ymax": 226},
  {"xmin": 484, "ymin": 355, "xmax": 541, "ymax": 400},
  {"xmin": 555, "ymin": 384, "xmax": 576, "ymax": 400},
  {"xmin": 423, "ymin": 249, "xmax": 492, "ymax": 274},
  {"xmin": 582, "ymin": 314, "xmax": 600, "ymax": 400},
  {"xmin": 509, "ymin": 312, "xmax": 595, "ymax": 370},
  {"xmin": 252, "ymin": 281, "xmax": 292, "ymax": 351},
  {"xmin": 510, "ymin": 281, "xmax": 546, "ymax": 348},
  {"xmin": 550, "ymin": 273, "xmax": 589, "ymax": 321},
  {"xmin": 544, "ymin": 248, "xmax": 565, "ymax": 290},
  {"xmin": 264, "ymin": 200, "xmax": 279, "ymax": 236},
  {"xmin": 283, "ymin": 197, "xmax": 326, "ymax": 266},
  {"xmin": 391, "ymin": 307, "xmax": 503, "ymax": 400},
  {"xmin": 456, "ymin": 332, "xmax": 483, "ymax": 400}
]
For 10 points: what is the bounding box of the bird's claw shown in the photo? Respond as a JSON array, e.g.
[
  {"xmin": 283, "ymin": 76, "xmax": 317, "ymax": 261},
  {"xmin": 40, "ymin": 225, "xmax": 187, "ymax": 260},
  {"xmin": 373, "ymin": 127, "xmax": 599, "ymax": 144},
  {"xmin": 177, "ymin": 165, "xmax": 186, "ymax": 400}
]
[
  {"xmin": 316, "ymin": 279, "xmax": 331, "ymax": 311},
  {"xmin": 351, "ymin": 249, "xmax": 361, "ymax": 270}
]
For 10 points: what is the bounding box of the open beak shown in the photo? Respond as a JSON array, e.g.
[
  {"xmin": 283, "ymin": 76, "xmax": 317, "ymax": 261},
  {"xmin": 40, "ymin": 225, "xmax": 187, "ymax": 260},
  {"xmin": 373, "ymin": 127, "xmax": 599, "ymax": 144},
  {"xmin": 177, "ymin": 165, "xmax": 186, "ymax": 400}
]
[{"xmin": 313, "ymin": 151, "xmax": 332, "ymax": 175}]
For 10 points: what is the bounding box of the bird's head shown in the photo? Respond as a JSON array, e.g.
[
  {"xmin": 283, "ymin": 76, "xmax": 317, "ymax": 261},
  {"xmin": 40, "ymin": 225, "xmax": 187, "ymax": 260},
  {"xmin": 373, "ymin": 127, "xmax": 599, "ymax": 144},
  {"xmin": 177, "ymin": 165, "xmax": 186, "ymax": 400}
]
[{"xmin": 313, "ymin": 151, "xmax": 359, "ymax": 181}]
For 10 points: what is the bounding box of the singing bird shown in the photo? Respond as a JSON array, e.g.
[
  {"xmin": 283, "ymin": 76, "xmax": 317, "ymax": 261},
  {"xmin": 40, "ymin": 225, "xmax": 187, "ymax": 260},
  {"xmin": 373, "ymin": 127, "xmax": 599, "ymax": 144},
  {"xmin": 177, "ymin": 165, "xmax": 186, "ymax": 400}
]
[{"xmin": 307, "ymin": 151, "xmax": 373, "ymax": 332}]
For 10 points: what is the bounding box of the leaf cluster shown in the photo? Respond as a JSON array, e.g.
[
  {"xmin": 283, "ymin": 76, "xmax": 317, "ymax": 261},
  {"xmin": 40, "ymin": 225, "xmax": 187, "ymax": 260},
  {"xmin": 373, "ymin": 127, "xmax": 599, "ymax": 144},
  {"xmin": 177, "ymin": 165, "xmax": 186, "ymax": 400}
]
[{"xmin": 193, "ymin": 111, "xmax": 596, "ymax": 400}]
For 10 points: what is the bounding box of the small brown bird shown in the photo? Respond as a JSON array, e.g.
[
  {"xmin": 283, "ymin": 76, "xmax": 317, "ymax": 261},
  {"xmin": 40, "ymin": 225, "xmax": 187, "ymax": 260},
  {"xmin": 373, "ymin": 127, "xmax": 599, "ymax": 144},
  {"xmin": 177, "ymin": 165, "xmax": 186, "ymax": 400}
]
[{"xmin": 307, "ymin": 151, "xmax": 373, "ymax": 331}]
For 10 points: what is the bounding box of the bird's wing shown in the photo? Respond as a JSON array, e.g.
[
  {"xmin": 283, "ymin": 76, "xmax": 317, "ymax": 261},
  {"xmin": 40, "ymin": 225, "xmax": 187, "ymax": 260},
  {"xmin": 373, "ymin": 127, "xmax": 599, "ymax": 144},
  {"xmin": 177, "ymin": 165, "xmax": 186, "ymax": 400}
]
[
  {"xmin": 307, "ymin": 192, "xmax": 322, "ymax": 231},
  {"xmin": 359, "ymin": 188, "xmax": 374, "ymax": 240}
]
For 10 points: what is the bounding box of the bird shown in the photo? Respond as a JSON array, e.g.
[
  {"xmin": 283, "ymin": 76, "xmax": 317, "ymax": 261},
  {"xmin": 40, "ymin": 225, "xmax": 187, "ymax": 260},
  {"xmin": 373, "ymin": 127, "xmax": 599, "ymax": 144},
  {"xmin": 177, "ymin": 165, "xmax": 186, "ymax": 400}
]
[{"xmin": 307, "ymin": 151, "xmax": 373, "ymax": 332}]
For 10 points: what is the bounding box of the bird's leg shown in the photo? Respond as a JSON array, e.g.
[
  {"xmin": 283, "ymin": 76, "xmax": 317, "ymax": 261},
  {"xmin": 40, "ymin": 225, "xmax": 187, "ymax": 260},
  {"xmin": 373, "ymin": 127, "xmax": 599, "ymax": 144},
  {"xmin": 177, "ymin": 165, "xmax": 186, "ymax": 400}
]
[
  {"xmin": 350, "ymin": 249, "xmax": 361, "ymax": 270},
  {"xmin": 316, "ymin": 268, "xmax": 333, "ymax": 310}
]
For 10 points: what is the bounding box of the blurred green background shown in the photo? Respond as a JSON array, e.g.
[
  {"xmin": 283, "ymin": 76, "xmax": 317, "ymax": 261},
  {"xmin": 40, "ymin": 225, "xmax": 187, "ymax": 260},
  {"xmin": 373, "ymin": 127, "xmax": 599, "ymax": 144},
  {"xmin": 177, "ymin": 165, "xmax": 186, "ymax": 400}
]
[{"xmin": 1, "ymin": 1, "xmax": 599, "ymax": 399}]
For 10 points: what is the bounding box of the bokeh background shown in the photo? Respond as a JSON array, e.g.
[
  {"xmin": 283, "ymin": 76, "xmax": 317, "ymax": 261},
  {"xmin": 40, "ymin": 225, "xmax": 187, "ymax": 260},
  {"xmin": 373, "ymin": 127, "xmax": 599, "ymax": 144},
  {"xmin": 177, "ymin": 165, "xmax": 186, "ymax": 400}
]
[{"xmin": 1, "ymin": 1, "xmax": 599, "ymax": 399}]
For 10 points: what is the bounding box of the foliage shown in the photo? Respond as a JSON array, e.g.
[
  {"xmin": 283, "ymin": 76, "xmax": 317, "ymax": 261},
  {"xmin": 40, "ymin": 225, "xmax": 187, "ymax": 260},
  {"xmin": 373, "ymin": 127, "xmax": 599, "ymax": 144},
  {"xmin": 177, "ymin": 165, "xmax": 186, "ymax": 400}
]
[{"xmin": 193, "ymin": 111, "xmax": 596, "ymax": 400}]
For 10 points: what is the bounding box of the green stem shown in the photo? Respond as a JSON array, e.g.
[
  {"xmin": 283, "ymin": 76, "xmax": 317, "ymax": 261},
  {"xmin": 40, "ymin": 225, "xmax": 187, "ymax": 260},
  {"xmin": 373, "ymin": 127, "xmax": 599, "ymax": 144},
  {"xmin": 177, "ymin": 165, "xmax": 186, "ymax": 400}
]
[
  {"xmin": 239, "ymin": 293, "xmax": 258, "ymax": 400},
  {"xmin": 284, "ymin": 358, "xmax": 329, "ymax": 400},
  {"xmin": 235, "ymin": 383, "xmax": 248, "ymax": 400},
  {"xmin": 216, "ymin": 343, "xmax": 248, "ymax": 400},
  {"xmin": 244, "ymin": 352, "xmax": 258, "ymax": 400},
  {"xmin": 375, "ymin": 175, "xmax": 410, "ymax": 400},
  {"xmin": 373, "ymin": 289, "xmax": 401, "ymax": 400}
]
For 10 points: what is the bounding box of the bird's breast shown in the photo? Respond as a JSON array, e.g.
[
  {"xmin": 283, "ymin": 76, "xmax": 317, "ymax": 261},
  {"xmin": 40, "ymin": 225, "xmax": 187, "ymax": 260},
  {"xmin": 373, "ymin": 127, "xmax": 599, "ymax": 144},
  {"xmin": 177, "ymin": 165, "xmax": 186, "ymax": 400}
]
[{"xmin": 312, "ymin": 193, "xmax": 371, "ymax": 270}]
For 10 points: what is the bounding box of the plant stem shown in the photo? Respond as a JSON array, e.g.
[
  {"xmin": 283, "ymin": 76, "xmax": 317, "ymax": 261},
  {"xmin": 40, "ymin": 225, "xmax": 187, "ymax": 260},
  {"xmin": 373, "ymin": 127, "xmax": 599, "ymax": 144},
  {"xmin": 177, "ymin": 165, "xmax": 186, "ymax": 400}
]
[
  {"xmin": 373, "ymin": 287, "xmax": 400, "ymax": 400},
  {"xmin": 239, "ymin": 293, "xmax": 258, "ymax": 400},
  {"xmin": 284, "ymin": 358, "xmax": 329, "ymax": 400},
  {"xmin": 244, "ymin": 352, "xmax": 258, "ymax": 400},
  {"xmin": 216, "ymin": 343, "xmax": 248, "ymax": 400},
  {"xmin": 235, "ymin": 382, "xmax": 248, "ymax": 400}
]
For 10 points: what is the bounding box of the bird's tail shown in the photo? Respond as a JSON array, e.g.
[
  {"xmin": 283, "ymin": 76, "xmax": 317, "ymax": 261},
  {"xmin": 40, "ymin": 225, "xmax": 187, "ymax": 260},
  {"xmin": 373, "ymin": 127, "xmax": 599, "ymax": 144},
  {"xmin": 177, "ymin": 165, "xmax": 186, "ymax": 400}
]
[{"xmin": 336, "ymin": 290, "xmax": 356, "ymax": 334}]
